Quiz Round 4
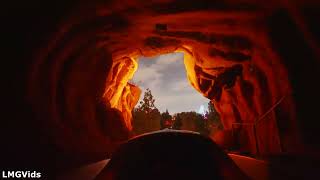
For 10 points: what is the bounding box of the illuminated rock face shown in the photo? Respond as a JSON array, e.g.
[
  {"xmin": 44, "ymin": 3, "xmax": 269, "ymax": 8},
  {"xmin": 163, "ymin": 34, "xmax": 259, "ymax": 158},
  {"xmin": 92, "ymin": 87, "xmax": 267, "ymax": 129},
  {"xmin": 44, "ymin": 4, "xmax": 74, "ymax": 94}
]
[
  {"xmin": 182, "ymin": 42, "xmax": 295, "ymax": 154},
  {"xmin": 103, "ymin": 57, "xmax": 140, "ymax": 130},
  {"xmin": 25, "ymin": 0, "xmax": 319, "ymax": 164}
]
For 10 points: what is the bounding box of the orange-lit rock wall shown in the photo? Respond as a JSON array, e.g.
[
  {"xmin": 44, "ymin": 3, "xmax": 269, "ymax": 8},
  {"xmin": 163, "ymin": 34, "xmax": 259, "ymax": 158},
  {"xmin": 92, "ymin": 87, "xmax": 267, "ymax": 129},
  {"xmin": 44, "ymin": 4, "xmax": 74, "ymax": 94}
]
[
  {"xmin": 181, "ymin": 40, "xmax": 297, "ymax": 154},
  {"xmin": 103, "ymin": 57, "xmax": 140, "ymax": 130}
]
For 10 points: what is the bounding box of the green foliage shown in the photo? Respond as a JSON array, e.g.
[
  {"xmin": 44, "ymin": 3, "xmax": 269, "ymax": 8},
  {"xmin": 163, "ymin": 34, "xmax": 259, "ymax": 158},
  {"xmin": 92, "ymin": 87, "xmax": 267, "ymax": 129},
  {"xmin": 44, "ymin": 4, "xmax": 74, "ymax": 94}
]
[
  {"xmin": 132, "ymin": 88, "xmax": 161, "ymax": 135},
  {"xmin": 132, "ymin": 89, "xmax": 223, "ymax": 136},
  {"xmin": 161, "ymin": 109, "xmax": 171, "ymax": 120},
  {"xmin": 206, "ymin": 101, "xmax": 223, "ymax": 130},
  {"xmin": 171, "ymin": 102, "xmax": 223, "ymax": 136},
  {"xmin": 172, "ymin": 114, "xmax": 182, "ymax": 130},
  {"xmin": 160, "ymin": 109, "xmax": 172, "ymax": 129},
  {"xmin": 172, "ymin": 111, "xmax": 207, "ymax": 134},
  {"xmin": 137, "ymin": 88, "xmax": 156, "ymax": 113}
]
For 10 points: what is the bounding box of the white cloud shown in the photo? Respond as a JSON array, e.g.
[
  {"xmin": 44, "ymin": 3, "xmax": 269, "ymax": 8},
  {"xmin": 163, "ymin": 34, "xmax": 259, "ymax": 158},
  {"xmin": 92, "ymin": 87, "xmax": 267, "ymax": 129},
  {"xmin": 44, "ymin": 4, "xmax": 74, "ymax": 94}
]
[
  {"xmin": 155, "ymin": 53, "xmax": 183, "ymax": 65},
  {"xmin": 170, "ymin": 79, "xmax": 190, "ymax": 92},
  {"xmin": 132, "ymin": 52, "xmax": 209, "ymax": 114},
  {"xmin": 132, "ymin": 67, "xmax": 161, "ymax": 83}
]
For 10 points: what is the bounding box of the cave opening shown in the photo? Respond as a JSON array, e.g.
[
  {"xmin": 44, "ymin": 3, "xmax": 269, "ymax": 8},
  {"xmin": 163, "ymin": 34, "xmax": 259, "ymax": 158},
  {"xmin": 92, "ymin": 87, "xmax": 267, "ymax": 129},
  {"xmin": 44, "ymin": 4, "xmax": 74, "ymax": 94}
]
[
  {"xmin": 102, "ymin": 40, "xmax": 284, "ymax": 156},
  {"xmin": 129, "ymin": 52, "xmax": 223, "ymax": 137},
  {"xmin": 132, "ymin": 52, "xmax": 208, "ymax": 114}
]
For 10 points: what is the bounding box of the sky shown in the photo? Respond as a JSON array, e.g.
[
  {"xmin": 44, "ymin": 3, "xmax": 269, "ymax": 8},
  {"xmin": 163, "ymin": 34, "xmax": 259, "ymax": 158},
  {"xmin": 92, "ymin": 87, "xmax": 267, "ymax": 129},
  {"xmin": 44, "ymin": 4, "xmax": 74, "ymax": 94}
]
[{"xmin": 131, "ymin": 52, "xmax": 209, "ymax": 114}]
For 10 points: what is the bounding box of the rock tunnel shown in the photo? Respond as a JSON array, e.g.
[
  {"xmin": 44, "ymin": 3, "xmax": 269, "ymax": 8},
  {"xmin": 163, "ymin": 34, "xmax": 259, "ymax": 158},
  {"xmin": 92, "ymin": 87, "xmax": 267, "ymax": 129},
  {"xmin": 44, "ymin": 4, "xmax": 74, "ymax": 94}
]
[{"xmin": 3, "ymin": 0, "xmax": 320, "ymax": 175}]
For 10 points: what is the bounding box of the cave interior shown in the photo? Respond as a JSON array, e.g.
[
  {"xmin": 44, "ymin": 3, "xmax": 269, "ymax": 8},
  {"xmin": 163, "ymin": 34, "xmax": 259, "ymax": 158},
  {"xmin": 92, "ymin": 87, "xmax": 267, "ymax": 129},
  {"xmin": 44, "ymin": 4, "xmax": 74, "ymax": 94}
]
[{"xmin": 2, "ymin": 0, "xmax": 320, "ymax": 178}]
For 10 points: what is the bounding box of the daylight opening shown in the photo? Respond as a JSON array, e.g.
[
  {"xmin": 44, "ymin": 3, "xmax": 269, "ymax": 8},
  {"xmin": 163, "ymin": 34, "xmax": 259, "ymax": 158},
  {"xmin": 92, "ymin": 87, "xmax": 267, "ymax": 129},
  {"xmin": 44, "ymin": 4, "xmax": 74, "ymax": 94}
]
[{"xmin": 130, "ymin": 52, "xmax": 223, "ymax": 137}]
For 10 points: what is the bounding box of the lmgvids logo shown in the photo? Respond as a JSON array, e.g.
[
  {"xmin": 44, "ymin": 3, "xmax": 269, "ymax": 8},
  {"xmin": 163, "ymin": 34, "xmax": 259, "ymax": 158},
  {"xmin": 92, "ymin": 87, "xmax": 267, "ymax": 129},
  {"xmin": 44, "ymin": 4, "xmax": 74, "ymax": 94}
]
[{"xmin": 2, "ymin": 171, "xmax": 41, "ymax": 179}]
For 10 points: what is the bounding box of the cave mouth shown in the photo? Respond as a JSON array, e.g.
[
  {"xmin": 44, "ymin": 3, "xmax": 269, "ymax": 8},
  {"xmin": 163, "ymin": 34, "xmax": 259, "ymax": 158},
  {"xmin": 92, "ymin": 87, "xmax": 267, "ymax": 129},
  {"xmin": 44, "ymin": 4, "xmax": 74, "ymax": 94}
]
[
  {"xmin": 132, "ymin": 52, "xmax": 209, "ymax": 114},
  {"xmin": 129, "ymin": 52, "xmax": 222, "ymax": 136},
  {"xmin": 25, "ymin": 3, "xmax": 303, "ymax": 162},
  {"xmin": 101, "ymin": 38, "xmax": 292, "ymax": 156}
]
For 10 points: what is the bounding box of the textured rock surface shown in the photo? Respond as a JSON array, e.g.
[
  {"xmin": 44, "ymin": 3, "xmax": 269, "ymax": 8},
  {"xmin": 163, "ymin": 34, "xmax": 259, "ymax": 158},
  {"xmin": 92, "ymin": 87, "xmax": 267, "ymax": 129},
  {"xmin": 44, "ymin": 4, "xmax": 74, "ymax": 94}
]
[
  {"xmin": 103, "ymin": 57, "xmax": 140, "ymax": 130},
  {"xmin": 24, "ymin": 0, "xmax": 311, "ymax": 158}
]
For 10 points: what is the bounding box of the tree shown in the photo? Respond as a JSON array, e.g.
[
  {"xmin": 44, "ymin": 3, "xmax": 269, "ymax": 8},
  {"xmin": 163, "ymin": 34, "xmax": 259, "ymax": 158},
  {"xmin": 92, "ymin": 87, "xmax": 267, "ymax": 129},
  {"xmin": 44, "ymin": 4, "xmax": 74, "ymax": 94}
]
[
  {"xmin": 194, "ymin": 113, "xmax": 208, "ymax": 135},
  {"xmin": 172, "ymin": 111, "xmax": 205, "ymax": 134},
  {"xmin": 205, "ymin": 101, "xmax": 223, "ymax": 135},
  {"xmin": 160, "ymin": 109, "xmax": 172, "ymax": 129},
  {"xmin": 132, "ymin": 88, "xmax": 161, "ymax": 135},
  {"xmin": 137, "ymin": 88, "xmax": 156, "ymax": 113},
  {"xmin": 171, "ymin": 109, "xmax": 221, "ymax": 136},
  {"xmin": 172, "ymin": 114, "xmax": 182, "ymax": 130}
]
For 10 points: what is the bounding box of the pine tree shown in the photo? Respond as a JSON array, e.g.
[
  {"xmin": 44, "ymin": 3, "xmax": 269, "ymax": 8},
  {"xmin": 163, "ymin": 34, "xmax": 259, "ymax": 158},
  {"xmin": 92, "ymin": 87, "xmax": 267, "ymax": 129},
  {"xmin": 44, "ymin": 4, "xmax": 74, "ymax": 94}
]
[
  {"xmin": 132, "ymin": 88, "xmax": 161, "ymax": 135},
  {"xmin": 138, "ymin": 88, "xmax": 156, "ymax": 113}
]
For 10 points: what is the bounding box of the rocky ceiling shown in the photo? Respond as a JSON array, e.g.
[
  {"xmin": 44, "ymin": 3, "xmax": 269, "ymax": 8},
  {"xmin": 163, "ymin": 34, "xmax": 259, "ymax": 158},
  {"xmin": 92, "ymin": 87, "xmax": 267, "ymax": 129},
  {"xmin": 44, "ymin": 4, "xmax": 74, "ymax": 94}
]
[{"xmin": 3, "ymin": 0, "xmax": 320, "ymax": 174}]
